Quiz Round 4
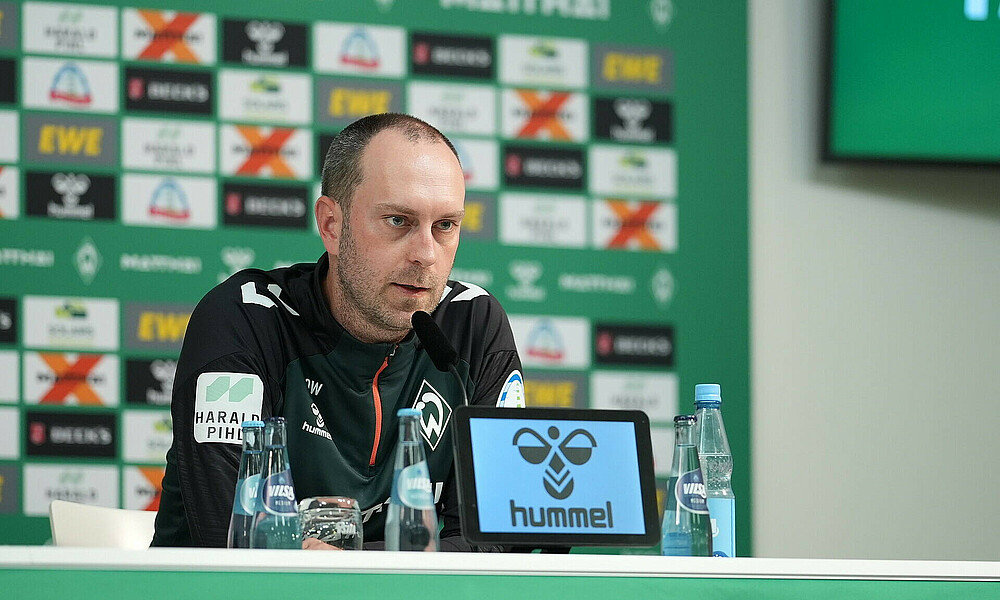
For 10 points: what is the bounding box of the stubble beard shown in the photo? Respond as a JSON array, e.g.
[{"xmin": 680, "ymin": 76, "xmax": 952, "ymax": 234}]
[{"xmin": 335, "ymin": 219, "xmax": 447, "ymax": 342}]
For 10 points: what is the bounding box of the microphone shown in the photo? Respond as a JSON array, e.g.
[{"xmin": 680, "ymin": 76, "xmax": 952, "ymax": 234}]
[{"xmin": 411, "ymin": 311, "xmax": 468, "ymax": 406}]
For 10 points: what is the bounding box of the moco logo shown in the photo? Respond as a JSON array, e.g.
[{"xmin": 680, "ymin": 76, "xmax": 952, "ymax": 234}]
[
  {"xmin": 26, "ymin": 114, "xmax": 118, "ymax": 167},
  {"xmin": 502, "ymin": 89, "xmax": 588, "ymax": 142},
  {"xmin": 503, "ymin": 145, "xmax": 585, "ymax": 190},
  {"xmin": 221, "ymin": 125, "xmax": 312, "ymax": 180},
  {"xmin": 125, "ymin": 302, "xmax": 193, "ymax": 352},
  {"xmin": 24, "ymin": 352, "xmax": 120, "ymax": 406},
  {"xmin": 122, "ymin": 9, "xmax": 217, "ymax": 64},
  {"xmin": 26, "ymin": 410, "xmax": 117, "ymax": 458},
  {"xmin": 592, "ymin": 200, "xmax": 677, "ymax": 252},
  {"xmin": 594, "ymin": 324, "xmax": 675, "ymax": 367},
  {"xmin": 125, "ymin": 66, "xmax": 213, "ymax": 115},
  {"xmin": 411, "ymin": 32, "xmax": 494, "ymax": 79},
  {"xmin": 593, "ymin": 45, "xmax": 673, "ymax": 93},
  {"xmin": 223, "ymin": 19, "xmax": 307, "ymax": 68}
]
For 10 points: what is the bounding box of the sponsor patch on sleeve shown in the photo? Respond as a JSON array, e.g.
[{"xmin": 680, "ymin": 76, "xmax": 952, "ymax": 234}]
[
  {"xmin": 496, "ymin": 370, "xmax": 525, "ymax": 408},
  {"xmin": 194, "ymin": 372, "xmax": 264, "ymax": 444}
]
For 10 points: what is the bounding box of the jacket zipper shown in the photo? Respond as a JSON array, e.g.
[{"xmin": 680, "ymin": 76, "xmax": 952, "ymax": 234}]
[{"xmin": 369, "ymin": 344, "xmax": 397, "ymax": 467}]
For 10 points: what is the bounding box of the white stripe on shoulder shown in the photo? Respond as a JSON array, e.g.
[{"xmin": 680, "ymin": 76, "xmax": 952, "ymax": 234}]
[{"xmin": 451, "ymin": 282, "xmax": 490, "ymax": 302}]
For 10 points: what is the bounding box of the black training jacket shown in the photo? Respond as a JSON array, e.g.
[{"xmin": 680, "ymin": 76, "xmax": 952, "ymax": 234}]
[{"xmin": 151, "ymin": 254, "xmax": 523, "ymax": 550}]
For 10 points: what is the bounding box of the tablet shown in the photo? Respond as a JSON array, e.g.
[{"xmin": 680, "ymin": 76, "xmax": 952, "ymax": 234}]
[{"xmin": 452, "ymin": 406, "xmax": 660, "ymax": 547}]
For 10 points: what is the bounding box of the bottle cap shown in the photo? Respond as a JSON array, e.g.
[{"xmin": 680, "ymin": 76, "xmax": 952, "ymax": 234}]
[
  {"xmin": 673, "ymin": 414, "xmax": 697, "ymax": 424},
  {"xmin": 397, "ymin": 408, "xmax": 421, "ymax": 418},
  {"xmin": 242, "ymin": 420, "xmax": 265, "ymax": 428},
  {"xmin": 694, "ymin": 383, "xmax": 722, "ymax": 406}
]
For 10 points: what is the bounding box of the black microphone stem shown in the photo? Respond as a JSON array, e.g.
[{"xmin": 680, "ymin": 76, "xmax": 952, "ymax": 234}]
[{"xmin": 448, "ymin": 363, "xmax": 469, "ymax": 407}]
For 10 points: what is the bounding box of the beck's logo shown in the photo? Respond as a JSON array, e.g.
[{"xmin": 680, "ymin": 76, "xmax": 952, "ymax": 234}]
[
  {"xmin": 503, "ymin": 145, "xmax": 584, "ymax": 190},
  {"xmin": 514, "ymin": 426, "xmax": 596, "ymax": 499},
  {"xmin": 412, "ymin": 380, "xmax": 452, "ymax": 451}
]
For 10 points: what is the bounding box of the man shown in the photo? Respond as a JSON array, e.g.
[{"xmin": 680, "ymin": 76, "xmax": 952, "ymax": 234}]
[{"xmin": 152, "ymin": 113, "xmax": 524, "ymax": 550}]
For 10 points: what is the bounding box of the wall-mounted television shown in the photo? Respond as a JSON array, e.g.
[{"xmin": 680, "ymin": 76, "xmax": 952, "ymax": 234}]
[{"xmin": 824, "ymin": 0, "xmax": 1000, "ymax": 166}]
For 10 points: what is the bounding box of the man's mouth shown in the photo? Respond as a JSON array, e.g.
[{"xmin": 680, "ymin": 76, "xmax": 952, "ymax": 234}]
[{"xmin": 393, "ymin": 283, "xmax": 430, "ymax": 294}]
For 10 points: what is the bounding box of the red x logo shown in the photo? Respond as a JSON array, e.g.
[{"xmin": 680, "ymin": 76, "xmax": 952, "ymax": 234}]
[
  {"xmin": 235, "ymin": 126, "xmax": 296, "ymax": 177},
  {"xmin": 605, "ymin": 201, "xmax": 662, "ymax": 250},
  {"xmin": 136, "ymin": 467, "xmax": 165, "ymax": 512},
  {"xmin": 137, "ymin": 10, "xmax": 200, "ymax": 62},
  {"xmin": 515, "ymin": 90, "xmax": 573, "ymax": 140},
  {"xmin": 38, "ymin": 353, "xmax": 106, "ymax": 405}
]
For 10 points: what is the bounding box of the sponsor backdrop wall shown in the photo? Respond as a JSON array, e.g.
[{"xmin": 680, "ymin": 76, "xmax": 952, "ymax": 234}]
[{"xmin": 0, "ymin": 0, "xmax": 749, "ymax": 551}]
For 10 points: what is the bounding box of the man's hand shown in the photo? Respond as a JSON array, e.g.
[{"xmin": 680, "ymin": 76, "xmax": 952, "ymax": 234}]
[{"xmin": 302, "ymin": 537, "xmax": 343, "ymax": 551}]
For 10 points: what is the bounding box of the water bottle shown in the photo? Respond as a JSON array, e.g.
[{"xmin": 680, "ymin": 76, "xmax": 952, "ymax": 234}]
[
  {"xmin": 385, "ymin": 408, "xmax": 438, "ymax": 551},
  {"xmin": 694, "ymin": 383, "xmax": 736, "ymax": 557},
  {"xmin": 250, "ymin": 417, "xmax": 301, "ymax": 549},
  {"xmin": 227, "ymin": 420, "xmax": 264, "ymax": 548},
  {"xmin": 661, "ymin": 415, "xmax": 712, "ymax": 556}
]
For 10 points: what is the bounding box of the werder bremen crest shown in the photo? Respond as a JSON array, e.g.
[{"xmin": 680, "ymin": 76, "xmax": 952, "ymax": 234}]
[{"xmin": 412, "ymin": 379, "xmax": 452, "ymax": 451}]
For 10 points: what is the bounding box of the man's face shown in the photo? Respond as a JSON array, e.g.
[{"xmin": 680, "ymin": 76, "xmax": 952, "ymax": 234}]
[{"xmin": 334, "ymin": 130, "xmax": 465, "ymax": 341}]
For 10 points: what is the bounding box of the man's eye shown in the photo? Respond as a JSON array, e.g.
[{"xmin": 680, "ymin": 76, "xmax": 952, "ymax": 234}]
[
  {"xmin": 386, "ymin": 216, "xmax": 406, "ymax": 227},
  {"xmin": 437, "ymin": 220, "xmax": 456, "ymax": 231}
]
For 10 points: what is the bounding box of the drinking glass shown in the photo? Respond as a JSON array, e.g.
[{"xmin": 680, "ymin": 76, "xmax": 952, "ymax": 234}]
[{"xmin": 298, "ymin": 496, "xmax": 363, "ymax": 550}]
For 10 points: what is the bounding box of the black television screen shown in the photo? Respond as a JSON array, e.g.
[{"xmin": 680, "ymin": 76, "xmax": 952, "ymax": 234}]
[{"xmin": 825, "ymin": 0, "xmax": 1000, "ymax": 165}]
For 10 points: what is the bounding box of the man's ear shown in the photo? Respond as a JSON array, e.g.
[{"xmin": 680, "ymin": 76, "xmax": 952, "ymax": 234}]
[{"xmin": 315, "ymin": 196, "xmax": 343, "ymax": 256}]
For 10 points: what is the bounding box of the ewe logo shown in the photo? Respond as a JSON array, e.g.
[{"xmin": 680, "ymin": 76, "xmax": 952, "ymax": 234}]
[{"xmin": 514, "ymin": 426, "xmax": 596, "ymax": 499}]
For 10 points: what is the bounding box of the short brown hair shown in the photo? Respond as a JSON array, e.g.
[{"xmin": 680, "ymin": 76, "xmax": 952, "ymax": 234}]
[{"xmin": 320, "ymin": 113, "xmax": 460, "ymax": 212}]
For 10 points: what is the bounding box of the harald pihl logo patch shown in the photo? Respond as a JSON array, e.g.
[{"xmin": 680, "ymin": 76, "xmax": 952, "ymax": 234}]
[{"xmin": 513, "ymin": 426, "xmax": 596, "ymax": 499}]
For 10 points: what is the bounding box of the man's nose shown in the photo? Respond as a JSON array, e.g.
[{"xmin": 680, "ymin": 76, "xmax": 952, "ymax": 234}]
[{"xmin": 408, "ymin": 225, "xmax": 437, "ymax": 266}]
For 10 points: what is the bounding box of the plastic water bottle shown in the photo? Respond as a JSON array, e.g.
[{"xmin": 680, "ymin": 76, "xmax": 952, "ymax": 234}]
[
  {"xmin": 661, "ymin": 415, "xmax": 712, "ymax": 556},
  {"xmin": 694, "ymin": 383, "xmax": 736, "ymax": 557},
  {"xmin": 227, "ymin": 420, "xmax": 264, "ymax": 548},
  {"xmin": 385, "ymin": 408, "xmax": 438, "ymax": 551},
  {"xmin": 250, "ymin": 417, "xmax": 301, "ymax": 549}
]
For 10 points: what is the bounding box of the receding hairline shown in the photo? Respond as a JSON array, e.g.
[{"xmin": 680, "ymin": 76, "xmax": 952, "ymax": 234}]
[{"xmin": 320, "ymin": 113, "xmax": 461, "ymax": 206}]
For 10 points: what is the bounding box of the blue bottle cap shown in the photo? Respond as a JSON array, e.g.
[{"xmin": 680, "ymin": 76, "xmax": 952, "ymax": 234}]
[
  {"xmin": 241, "ymin": 420, "xmax": 265, "ymax": 428},
  {"xmin": 397, "ymin": 408, "xmax": 421, "ymax": 418},
  {"xmin": 695, "ymin": 383, "xmax": 722, "ymax": 406}
]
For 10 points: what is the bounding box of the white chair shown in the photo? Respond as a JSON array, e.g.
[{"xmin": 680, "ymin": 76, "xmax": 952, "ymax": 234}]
[{"xmin": 49, "ymin": 500, "xmax": 158, "ymax": 549}]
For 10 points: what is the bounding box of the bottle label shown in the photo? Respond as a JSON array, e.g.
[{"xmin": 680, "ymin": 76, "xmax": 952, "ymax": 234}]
[
  {"xmin": 392, "ymin": 462, "xmax": 434, "ymax": 510},
  {"xmin": 674, "ymin": 469, "xmax": 709, "ymax": 514},
  {"xmin": 261, "ymin": 470, "xmax": 297, "ymax": 516},
  {"xmin": 235, "ymin": 473, "xmax": 261, "ymax": 516},
  {"xmin": 708, "ymin": 497, "xmax": 736, "ymax": 557}
]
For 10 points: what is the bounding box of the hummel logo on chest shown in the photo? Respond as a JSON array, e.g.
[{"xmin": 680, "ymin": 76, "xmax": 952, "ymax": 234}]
[{"xmin": 305, "ymin": 378, "xmax": 324, "ymax": 396}]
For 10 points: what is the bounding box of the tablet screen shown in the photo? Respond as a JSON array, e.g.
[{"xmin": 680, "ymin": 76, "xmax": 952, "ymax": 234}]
[{"xmin": 453, "ymin": 407, "xmax": 659, "ymax": 547}]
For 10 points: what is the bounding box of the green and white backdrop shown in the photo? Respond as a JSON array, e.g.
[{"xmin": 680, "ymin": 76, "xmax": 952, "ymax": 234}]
[{"xmin": 0, "ymin": 0, "xmax": 748, "ymax": 551}]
